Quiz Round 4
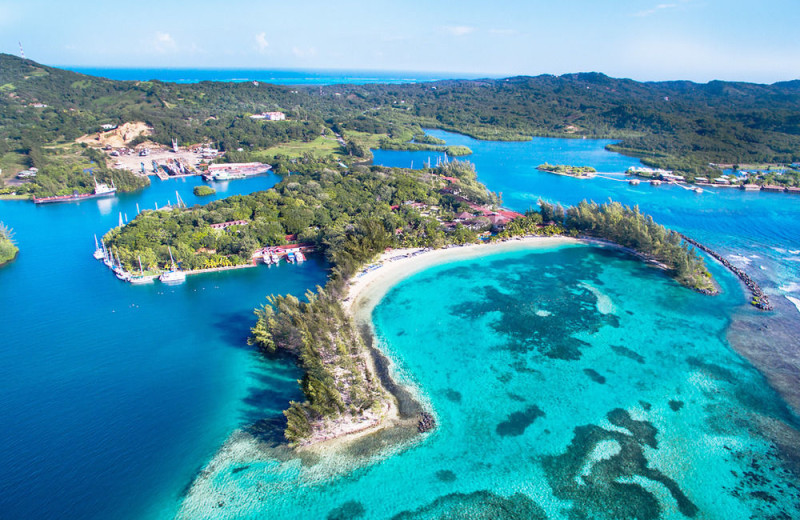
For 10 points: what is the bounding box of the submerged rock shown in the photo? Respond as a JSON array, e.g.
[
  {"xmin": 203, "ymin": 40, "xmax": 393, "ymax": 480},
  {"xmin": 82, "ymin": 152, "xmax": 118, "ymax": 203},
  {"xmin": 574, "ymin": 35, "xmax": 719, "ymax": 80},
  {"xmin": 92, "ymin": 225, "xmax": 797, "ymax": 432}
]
[{"xmin": 418, "ymin": 412, "xmax": 436, "ymax": 433}]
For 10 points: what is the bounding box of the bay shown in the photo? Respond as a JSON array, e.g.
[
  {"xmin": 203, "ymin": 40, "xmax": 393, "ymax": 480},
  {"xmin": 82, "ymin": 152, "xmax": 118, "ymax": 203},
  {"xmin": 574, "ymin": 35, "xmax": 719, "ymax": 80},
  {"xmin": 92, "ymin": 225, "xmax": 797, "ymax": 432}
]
[{"xmin": 0, "ymin": 174, "xmax": 328, "ymax": 520}]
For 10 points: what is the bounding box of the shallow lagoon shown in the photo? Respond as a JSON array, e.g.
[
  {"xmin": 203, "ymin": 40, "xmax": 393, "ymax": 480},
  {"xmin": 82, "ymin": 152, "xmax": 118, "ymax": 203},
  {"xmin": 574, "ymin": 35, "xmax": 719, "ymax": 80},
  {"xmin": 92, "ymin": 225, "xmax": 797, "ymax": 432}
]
[
  {"xmin": 179, "ymin": 244, "xmax": 800, "ymax": 519},
  {"xmin": 2, "ymin": 129, "xmax": 800, "ymax": 518}
]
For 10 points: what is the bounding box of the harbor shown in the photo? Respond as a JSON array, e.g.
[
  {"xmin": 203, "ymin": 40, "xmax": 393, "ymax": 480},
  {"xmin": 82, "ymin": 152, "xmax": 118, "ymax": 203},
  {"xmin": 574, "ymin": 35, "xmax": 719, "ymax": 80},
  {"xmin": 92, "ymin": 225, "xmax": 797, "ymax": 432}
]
[{"xmin": 94, "ymin": 237, "xmax": 314, "ymax": 284}]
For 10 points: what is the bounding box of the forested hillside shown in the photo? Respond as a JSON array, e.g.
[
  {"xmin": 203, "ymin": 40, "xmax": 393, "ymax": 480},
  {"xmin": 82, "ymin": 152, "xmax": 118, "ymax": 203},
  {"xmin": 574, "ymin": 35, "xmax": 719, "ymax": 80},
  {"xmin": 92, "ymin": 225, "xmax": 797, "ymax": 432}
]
[{"xmin": 3, "ymin": 53, "xmax": 799, "ymax": 184}]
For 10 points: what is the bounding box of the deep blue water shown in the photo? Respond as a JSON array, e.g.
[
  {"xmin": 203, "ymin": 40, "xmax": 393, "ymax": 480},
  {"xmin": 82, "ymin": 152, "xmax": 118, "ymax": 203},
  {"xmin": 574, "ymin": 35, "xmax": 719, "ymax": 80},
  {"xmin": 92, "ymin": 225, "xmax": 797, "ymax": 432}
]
[
  {"xmin": 2, "ymin": 130, "xmax": 799, "ymax": 519},
  {"xmin": 0, "ymin": 175, "xmax": 328, "ymax": 520},
  {"xmin": 63, "ymin": 68, "xmax": 485, "ymax": 85}
]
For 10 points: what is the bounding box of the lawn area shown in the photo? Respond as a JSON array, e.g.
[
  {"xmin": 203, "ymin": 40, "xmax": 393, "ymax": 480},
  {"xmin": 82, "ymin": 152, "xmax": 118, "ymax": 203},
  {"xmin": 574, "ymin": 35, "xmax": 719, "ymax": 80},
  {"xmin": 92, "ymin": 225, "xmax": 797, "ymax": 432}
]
[
  {"xmin": 0, "ymin": 151, "xmax": 28, "ymax": 181},
  {"xmin": 252, "ymin": 136, "xmax": 344, "ymax": 160}
]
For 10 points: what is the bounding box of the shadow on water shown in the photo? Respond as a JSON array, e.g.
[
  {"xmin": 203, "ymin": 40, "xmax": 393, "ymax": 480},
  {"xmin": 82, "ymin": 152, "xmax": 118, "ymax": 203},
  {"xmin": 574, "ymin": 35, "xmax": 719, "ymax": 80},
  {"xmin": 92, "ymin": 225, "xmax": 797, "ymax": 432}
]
[{"xmin": 211, "ymin": 311, "xmax": 259, "ymax": 350}]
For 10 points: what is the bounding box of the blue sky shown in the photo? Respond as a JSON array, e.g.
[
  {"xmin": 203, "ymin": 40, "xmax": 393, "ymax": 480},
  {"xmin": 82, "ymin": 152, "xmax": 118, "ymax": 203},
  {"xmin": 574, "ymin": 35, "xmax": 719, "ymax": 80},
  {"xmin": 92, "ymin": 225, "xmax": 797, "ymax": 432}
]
[{"xmin": 1, "ymin": 0, "xmax": 798, "ymax": 82}]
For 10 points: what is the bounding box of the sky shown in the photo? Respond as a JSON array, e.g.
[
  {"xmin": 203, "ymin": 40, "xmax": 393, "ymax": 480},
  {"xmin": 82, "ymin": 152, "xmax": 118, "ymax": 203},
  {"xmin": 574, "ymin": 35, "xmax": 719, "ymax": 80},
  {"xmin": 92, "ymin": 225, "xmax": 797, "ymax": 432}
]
[{"xmin": 1, "ymin": 0, "xmax": 798, "ymax": 83}]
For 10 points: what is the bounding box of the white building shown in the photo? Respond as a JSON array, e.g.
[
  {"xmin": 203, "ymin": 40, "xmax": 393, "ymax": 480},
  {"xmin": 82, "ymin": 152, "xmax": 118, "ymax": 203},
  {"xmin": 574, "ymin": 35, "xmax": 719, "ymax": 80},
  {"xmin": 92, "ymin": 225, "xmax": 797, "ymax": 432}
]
[{"xmin": 250, "ymin": 111, "xmax": 286, "ymax": 121}]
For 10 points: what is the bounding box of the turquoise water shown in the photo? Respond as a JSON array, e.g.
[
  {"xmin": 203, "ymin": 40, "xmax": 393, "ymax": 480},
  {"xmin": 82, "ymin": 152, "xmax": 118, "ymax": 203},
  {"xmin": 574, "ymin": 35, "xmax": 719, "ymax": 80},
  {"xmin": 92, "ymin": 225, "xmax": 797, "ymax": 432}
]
[
  {"xmin": 177, "ymin": 244, "xmax": 800, "ymax": 518},
  {"xmin": 373, "ymin": 130, "xmax": 800, "ymax": 410},
  {"xmin": 3, "ymin": 129, "xmax": 800, "ymax": 518},
  {"xmin": 0, "ymin": 174, "xmax": 328, "ymax": 520}
]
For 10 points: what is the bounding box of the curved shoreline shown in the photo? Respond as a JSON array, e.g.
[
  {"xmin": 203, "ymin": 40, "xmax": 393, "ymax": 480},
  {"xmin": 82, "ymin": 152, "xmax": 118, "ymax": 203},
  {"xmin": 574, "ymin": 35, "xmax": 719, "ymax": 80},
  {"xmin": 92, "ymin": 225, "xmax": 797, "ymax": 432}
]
[
  {"xmin": 294, "ymin": 237, "xmax": 578, "ymax": 456},
  {"xmin": 302, "ymin": 233, "xmax": 725, "ymax": 452},
  {"xmin": 308, "ymin": 238, "xmax": 576, "ymax": 449}
]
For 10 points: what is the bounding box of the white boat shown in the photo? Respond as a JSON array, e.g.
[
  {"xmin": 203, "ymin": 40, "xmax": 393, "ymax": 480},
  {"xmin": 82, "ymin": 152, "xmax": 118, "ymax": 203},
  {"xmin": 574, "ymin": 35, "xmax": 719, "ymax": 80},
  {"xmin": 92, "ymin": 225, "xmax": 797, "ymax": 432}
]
[
  {"xmin": 159, "ymin": 246, "xmax": 186, "ymax": 284},
  {"xmin": 130, "ymin": 255, "xmax": 154, "ymax": 284},
  {"xmin": 113, "ymin": 253, "xmax": 131, "ymax": 281},
  {"xmin": 295, "ymin": 251, "xmax": 306, "ymax": 262},
  {"xmin": 93, "ymin": 235, "xmax": 105, "ymax": 260},
  {"xmin": 270, "ymin": 252, "xmax": 280, "ymax": 264},
  {"xmin": 286, "ymin": 251, "xmax": 295, "ymax": 264}
]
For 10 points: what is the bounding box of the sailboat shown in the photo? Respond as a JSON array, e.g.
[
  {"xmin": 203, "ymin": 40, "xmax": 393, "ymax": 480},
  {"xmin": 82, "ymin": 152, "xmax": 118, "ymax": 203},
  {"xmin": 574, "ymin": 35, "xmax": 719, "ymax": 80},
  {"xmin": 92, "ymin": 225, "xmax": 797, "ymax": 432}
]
[
  {"xmin": 113, "ymin": 252, "xmax": 131, "ymax": 282},
  {"xmin": 130, "ymin": 255, "xmax": 154, "ymax": 284},
  {"xmin": 93, "ymin": 235, "xmax": 104, "ymax": 260},
  {"xmin": 159, "ymin": 246, "xmax": 186, "ymax": 284},
  {"xmin": 102, "ymin": 242, "xmax": 113, "ymax": 268}
]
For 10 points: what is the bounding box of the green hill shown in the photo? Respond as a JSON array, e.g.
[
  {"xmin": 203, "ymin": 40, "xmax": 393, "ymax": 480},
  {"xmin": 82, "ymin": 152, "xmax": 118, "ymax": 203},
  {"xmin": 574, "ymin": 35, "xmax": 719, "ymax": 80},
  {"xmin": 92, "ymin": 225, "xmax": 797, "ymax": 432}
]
[{"xmin": 3, "ymin": 53, "xmax": 800, "ymax": 190}]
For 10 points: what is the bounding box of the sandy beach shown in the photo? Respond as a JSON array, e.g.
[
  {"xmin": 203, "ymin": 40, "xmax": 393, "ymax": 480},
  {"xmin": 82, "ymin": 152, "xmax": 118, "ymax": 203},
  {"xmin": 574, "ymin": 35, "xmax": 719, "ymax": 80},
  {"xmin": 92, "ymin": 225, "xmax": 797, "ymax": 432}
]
[
  {"xmin": 346, "ymin": 236, "xmax": 577, "ymax": 323},
  {"xmin": 299, "ymin": 236, "xmax": 577, "ymax": 454}
]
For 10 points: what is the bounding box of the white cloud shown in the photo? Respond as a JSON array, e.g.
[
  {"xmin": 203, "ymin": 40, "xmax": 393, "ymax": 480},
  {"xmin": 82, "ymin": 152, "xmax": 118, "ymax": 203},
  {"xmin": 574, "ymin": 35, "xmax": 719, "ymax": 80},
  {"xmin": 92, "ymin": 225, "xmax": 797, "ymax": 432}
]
[
  {"xmin": 634, "ymin": 3, "xmax": 677, "ymax": 17},
  {"xmin": 443, "ymin": 26, "xmax": 475, "ymax": 37},
  {"xmin": 255, "ymin": 32, "xmax": 269, "ymax": 53},
  {"xmin": 152, "ymin": 32, "xmax": 178, "ymax": 53}
]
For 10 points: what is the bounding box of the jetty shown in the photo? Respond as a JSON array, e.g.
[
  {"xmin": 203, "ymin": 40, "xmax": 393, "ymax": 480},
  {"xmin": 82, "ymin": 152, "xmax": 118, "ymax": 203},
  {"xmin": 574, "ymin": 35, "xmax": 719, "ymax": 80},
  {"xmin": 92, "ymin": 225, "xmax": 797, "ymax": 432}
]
[{"xmin": 678, "ymin": 233, "xmax": 772, "ymax": 311}]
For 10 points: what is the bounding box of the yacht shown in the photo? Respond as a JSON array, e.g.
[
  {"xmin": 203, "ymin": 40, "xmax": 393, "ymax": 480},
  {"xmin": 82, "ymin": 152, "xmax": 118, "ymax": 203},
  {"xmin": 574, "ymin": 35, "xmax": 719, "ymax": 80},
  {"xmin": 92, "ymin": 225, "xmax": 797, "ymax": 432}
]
[
  {"xmin": 93, "ymin": 235, "xmax": 105, "ymax": 260},
  {"xmin": 159, "ymin": 246, "xmax": 186, "ymax": 284}
]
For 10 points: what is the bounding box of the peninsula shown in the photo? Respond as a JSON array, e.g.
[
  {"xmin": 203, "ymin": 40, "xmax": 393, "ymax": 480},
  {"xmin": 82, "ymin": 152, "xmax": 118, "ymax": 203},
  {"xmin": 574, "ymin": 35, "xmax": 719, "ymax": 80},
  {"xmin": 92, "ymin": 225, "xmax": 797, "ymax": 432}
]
[
  {"xmin": 537, "ymin": 163, "xmax": 597, "ymax": 178},
  {"xmin": 108, "ymin": 159, "xmax": 717, "ymax": 447}
]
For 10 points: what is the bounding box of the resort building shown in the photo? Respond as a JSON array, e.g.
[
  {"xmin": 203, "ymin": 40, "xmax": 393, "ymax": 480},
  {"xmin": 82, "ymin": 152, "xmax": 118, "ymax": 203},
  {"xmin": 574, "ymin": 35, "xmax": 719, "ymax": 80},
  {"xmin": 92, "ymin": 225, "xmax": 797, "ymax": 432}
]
[{"xmin": 250, "ymin": 111, "xmax": 286, "ymax": 121}]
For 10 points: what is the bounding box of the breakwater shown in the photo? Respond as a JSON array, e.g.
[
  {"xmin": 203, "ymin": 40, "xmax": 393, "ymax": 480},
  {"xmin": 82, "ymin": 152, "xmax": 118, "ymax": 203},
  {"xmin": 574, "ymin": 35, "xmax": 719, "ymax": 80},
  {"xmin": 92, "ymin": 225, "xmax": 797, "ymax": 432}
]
[{"xmin": 679, "ymin": 233, "xmax": 772, "ymax": 311}]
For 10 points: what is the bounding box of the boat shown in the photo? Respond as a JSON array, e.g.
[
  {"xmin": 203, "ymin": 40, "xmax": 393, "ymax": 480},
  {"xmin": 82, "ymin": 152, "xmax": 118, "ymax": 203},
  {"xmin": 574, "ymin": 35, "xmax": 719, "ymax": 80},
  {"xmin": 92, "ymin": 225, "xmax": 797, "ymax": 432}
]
[
  {"xmin": 270, "ymin": 251, "xmax": 280, "ymax": 264},
  {"xmin": 693, "ymin": 187, "xmax": 704, "ymax": 194},
  {"xmin": 93, "ymin": 235, "xmax": 105, "ymax": 260},
  {"xmin": 33, "ymin": 179, "xmax": 117, "ymax": 204},
  {"xmin": 210, "ymin": 170, "xmax": 246, "ymax": 181},
  {"xmin": 130, "ymin": 255, "xmax": 154, "ymax": 284},
  {"xmin": 294, "ymin": 251, "xmax": 306, "ymax": 263},
  {"xmin": 260, "ymin": 250, "xmax": 273, "ymax": 264},
  {"xmin": 286, "ymin": 251, "xmax": 295, "ymax": 264},
  {"xmin": 113, "ymin": 252, "xmax": 131, "ymax": 282},
  {"xmin": 159, "ymin": 246, "xmax": 186, "ymax": 284},
  {"xmin": 102, "ymin": 243, "xmax": 114, "ymax": 268}
]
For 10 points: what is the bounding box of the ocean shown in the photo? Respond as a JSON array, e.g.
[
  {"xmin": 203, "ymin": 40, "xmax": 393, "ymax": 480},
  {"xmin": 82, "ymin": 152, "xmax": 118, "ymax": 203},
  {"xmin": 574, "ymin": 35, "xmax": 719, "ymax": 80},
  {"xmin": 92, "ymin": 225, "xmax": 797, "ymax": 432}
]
[
  {"xmin": 64, "ymin": 68, "xmax": 484, "ymax": 85},
  {"xmin": 2, "ymin": 128, "xmax": 799, "ymax": 518}
]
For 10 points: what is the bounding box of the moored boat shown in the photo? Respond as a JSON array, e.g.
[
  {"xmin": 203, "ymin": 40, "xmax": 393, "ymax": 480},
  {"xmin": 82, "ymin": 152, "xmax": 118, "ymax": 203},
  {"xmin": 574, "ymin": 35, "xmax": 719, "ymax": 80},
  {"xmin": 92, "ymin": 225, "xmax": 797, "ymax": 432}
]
[
  {"xmin": 159, "ymin": 246, "xmax": 186, "ymax": 284},
  {"xmin": 93, "ymin": 235, "xmax": 105, "ymax": 260},
  {"xmin": 34, "ymin": 179, "xmax": 116, "ymax": 204}
]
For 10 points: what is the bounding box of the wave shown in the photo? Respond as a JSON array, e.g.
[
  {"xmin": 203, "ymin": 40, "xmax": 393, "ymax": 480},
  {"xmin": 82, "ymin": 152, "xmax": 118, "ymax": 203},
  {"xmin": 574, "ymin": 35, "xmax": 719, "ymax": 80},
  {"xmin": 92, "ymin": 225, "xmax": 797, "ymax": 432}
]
[{"xmin": 786, "ymin": 296, "xmax": 800, "ymax": 315}]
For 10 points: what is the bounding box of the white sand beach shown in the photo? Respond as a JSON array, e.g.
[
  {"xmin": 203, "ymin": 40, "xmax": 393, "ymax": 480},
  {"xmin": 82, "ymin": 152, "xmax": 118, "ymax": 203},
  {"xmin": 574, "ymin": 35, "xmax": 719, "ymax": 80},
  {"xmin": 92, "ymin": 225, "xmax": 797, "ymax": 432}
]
[
  {"xmin": 346, "ymin": 236, "xmax": 577, "ymax": 325},
  {"xmin": 301, "ymin": 236, "xmax": 577, "ymax": 453}
]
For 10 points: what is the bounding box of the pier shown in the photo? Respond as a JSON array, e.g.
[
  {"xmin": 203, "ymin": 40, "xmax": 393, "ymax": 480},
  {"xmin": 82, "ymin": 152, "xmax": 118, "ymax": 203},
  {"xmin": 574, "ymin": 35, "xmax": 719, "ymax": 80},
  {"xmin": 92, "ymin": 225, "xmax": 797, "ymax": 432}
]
[{"xmin": 679, "ymin": 233, "xmax": 772, "ymax": 311}]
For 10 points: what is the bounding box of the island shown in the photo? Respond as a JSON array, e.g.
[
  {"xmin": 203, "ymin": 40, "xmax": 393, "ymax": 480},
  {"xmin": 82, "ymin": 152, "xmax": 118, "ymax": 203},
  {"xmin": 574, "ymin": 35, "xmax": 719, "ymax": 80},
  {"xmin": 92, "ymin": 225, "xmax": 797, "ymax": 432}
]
[
  {"xmin": 0, "ymin": 222, "xmax": 18, "ymax": 266},
  {"xmin": 537, "ymin": 163, "xmax": 597, "ymax": 178},
  {"xmin": 193, "ymin": 185, "xmax": 216, "ymax": 197},
  {"xmin": 106, "ymin": 159, "xmax": 717, "ymax": 447}
]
